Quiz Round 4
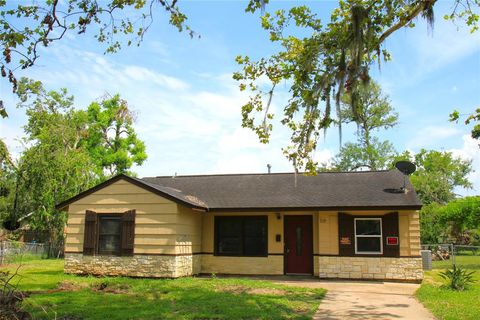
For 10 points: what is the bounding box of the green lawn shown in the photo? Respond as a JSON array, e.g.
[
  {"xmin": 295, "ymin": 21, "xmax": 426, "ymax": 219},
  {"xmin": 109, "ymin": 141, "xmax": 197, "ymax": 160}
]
[
  {"xmin": 432, "ymin": 255, "xmax": 480, "ymax": 270},
  {"xmin": 417, "ymin": 263, "xmax": 480, "ymax": 320},
  {"xmin": 3, "ymin": 258, "xmax": 325, "ymax": 319}
]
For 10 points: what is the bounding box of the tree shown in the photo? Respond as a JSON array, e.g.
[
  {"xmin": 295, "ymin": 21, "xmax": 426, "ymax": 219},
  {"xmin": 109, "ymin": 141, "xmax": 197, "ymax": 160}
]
[
  {"xmin": 329, "ymin": 81, "xmax": 399, "ymax": 171},
  {"xmin": 450, "ymin": 107, "xmax": 480, "ymax": 145},
  {"xmin": 0, "ymin": 0, "xmax": 193, "ymax": 117},
  {"xmin": 392, "ymin": 149, "xmax": 473, "ymax": 205},
  {"xmin": 331, "ymin": 138, "xmax": 397, "ymax": 171},
  {"xmin": 85, "ymin": 95, "xmax": 147, "ymax": 177},
  {"xmin": 438, "ymin": 196, "xmax": 480, "ymax": 244},
  {"xmin": 234, "ymin": 0, "xmax": 479, "ymax": 170},
  {"xmin": 5, "ymin": 78, "xmax": 97, "ymax": 254},
  {"xmin": 1, "ymin": 79, "xmax": 147, "ymax": 255},
  {"xmin": 419, "ymin": 202, "xmax": 448, "ymax": 244}
]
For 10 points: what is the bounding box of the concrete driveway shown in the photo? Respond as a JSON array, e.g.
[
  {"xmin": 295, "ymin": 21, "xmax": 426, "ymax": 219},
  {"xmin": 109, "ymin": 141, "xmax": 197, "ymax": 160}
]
[{"xmin": 275, "ymin": 279, "xmax": 435, "ymax": 319}]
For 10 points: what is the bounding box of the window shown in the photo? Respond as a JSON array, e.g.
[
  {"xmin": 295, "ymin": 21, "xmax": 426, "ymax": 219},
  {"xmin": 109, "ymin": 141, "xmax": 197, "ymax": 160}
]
[
  {"xmin": 97, "ymin": 215, "xmax": 122, "ymax": 255},
  {"xmin": 354, "ymin": 218, "xmax": 382, "ymax": 254},
  {"xmin": 215, "ymin": 216, "xmax": 267, "ymax": 256}
]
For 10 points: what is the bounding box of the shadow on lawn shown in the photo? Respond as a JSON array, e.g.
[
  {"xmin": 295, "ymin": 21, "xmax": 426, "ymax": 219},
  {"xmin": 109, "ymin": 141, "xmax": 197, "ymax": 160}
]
[{"xmin": 26, "ymin": 279, "xmax": 325, "ymax": 320}]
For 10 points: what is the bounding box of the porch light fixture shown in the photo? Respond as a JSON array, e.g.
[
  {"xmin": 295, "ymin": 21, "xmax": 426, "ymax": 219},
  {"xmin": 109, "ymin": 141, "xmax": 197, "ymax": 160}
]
[{"xmin": 276, "ymin": 212, "xmax": 281, "ymax": 220}]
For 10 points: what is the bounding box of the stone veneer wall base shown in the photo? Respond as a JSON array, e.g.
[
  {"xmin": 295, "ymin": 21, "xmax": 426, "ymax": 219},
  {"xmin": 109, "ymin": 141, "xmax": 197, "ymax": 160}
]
[
  {"xmin": 318, "ymin": 256, "xmax": 423, "ymax": 282},
  {"xmin": 64, "ymin": 253, "xmax": 197, "ymax": 278}
]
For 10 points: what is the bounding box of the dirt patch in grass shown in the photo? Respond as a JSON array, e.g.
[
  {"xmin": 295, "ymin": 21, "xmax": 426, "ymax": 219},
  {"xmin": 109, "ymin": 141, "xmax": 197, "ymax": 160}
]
[
  {"xmin": 248, "ymin": 288, "xmax": 287, "ymax": 295},
  {"xmin": 27, "ymin": 280, "xmax": 88, "ymax": 295},
  {"xmin": 92, "ymin": 282, "xmax": 130, "ymax": 294},
  {"xmin": 217, "ymin": 285, "xmax": 286, "ymax": 296}
]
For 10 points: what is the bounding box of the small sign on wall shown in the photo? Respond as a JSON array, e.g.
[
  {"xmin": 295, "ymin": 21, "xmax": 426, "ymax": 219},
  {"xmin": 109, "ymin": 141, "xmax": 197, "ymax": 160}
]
[
  {"xmin": 340, "ymin": 237, "xmax": 351, "ymax": 245},
  {"xmin": 386, "ymin": 237, "xmax": 399, "ymax": 245}
]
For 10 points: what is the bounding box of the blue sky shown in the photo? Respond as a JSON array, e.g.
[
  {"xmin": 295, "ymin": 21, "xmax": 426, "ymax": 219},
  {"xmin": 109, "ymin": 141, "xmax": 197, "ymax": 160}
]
[{"xmin": 1, "ymin": 1, "xmax": 479, "ymax": 195}]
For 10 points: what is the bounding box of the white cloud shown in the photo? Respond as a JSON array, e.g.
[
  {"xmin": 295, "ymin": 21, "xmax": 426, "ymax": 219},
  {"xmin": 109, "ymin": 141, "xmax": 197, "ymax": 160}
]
[
  {"xmin": 414, "ymin": 22, "xmax": 480, "ymax": 73},
  {"xmin": 449, "ymin": 135, "xmax": 480, "ymax": 196},
  {"xmin": 407, "ymin": 125, "xmax": 462, "ymax": 149}
]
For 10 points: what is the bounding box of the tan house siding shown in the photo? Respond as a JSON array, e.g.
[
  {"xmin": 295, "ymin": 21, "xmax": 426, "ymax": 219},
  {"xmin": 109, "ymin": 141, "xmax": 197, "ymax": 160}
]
[
  {"xmin": 65, "ymin": 179, "xmax": 179, "ymax": 255},
  {"xmin": 399, "ymin": 210, "xmax": 421, "ymax": 256},
  {"xmin": 64, "ymin": 178, "xmax": 202, "ymax": 277}
]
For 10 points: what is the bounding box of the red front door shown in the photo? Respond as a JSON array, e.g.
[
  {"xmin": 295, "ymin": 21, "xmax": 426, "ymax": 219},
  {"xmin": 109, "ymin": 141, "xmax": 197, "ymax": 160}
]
[{"xmin": 284, "ymin": 215, "xmax": 313, "ymax": 274}]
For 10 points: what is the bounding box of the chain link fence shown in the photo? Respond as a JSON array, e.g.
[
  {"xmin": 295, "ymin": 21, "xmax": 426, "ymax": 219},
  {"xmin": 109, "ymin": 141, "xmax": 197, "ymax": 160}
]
[
  {"xmin": 421, "ymin": 244, "xmax": 480, "ymax": 270},
  {"xmin": 0, "ymin": 241, "xmax": 48, "ymax": 265}
]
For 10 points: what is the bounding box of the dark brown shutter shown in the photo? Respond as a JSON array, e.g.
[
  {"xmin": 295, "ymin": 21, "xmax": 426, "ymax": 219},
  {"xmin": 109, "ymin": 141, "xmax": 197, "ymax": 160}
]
[
  {"xmin": 382, "ymin": 212, "xmax": 400, "ymax": 257},
  {"xmin": 83, "ymin": 210, "xmax": 97, "ymax": 255},
  {"xmin": 338, "ymin": 212, "xmax": 355, "ymax": 256},
  {"xmin": 121, "ymin": 210, "xmax": 136, "ymax": 256}
]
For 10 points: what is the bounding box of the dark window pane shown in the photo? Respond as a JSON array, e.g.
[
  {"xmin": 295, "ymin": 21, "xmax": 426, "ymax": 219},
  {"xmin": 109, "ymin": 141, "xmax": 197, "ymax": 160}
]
[
  {"xmin": 356, "ymin": 237, "xmax": 381, "ymax": 253},
  {"xmin": 356, "ymin": 220, "xmax": 381, "ymax": 235},
  {"xmin": 296, "ymin": 226, "xmax": 302, "ymax": 256},
  {"xmin": 215, "ymin": 216, "xmax": 267, "ymax": 256},
  {"xmin": 99, "ymin": 235, "xmax": 121, "ymax": 253},
  {"xmin": 98, "ymin": 216, "xmax": 121, "ymax": 255},
  {"xmin": 99, "ymin": 217, "xmax": 121, "ymax": 234},
  {"xmin": 216, "ymin": 217, "xmax": 242, "ymax": 255},
  {"xmin": 243, "ymin": 217, "xmax": 267, "ymax": 256}
]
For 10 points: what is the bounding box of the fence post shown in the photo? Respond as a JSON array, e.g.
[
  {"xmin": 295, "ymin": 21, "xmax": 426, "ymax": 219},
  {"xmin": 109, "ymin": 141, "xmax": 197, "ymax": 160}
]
[
  {"xmin": 451, "ymin": 243, "xmax": 456, "ymax": 267},
  {"xmin": 0, "ymin": 240, "xmax": 3, "ymax": 265}
]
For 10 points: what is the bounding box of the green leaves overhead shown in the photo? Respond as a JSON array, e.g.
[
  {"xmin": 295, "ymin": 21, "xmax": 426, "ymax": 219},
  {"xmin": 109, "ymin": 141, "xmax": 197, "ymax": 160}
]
[
  {"xmin": 235, "ymin": 0, "xmax": 478, "ymax": 170},
  {"xmin": 0, "ymin": 0, "xmax": 193, "ymax": 115}
]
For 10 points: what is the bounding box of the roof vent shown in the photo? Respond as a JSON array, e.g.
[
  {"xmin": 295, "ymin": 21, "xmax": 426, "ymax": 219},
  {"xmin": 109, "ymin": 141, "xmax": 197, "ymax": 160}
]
[{"xmin": 267, "ymin": 164, "xmax": 272, "ymax": 174}]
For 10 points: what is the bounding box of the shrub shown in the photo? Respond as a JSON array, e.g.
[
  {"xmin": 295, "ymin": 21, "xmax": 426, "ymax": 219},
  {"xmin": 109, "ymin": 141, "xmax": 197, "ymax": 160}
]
[
  {"xmin": 439, "ymin": 265, "xmax": 477, "ymax": 291},
  {"xmin": 0, "ymin": 268, "xmax": 30, "ymax": 319}
]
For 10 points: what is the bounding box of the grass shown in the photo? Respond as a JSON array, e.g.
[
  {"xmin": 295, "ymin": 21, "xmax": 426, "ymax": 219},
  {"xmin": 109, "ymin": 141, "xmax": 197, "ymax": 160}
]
[
  {"xmin": 417, "ymin": 259, "xmax": 480, "ymax": 320},
  {"xmin": 3, "ymin": 258, "xmax": 326, "ymax": 319},
  {"xmin": 432, "ymin": 255, "xmax": 480, "ymax": 270}
]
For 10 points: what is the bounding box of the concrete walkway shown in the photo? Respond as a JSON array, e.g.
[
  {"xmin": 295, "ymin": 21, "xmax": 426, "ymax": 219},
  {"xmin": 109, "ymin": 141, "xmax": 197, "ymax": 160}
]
[{"xmin": 274, "ymin": 279, "xmax": 435, "ymax": 319}]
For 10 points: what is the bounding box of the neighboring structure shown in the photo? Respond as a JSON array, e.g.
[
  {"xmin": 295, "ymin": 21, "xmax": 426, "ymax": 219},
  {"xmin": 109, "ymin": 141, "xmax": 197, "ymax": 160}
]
[{"xmin": 57, "ymin": 170, "xmax": 423, "ymax": 281}]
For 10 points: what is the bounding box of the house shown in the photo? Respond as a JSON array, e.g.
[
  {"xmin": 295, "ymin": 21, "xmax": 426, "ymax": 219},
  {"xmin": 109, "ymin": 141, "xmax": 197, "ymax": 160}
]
[{"xmin": 56, "ymin": 170, "xmax": 423, "ymax": 281}]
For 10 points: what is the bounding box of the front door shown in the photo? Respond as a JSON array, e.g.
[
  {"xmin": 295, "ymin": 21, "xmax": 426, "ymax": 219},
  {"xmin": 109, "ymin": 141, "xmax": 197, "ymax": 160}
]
[{"xmin": 284, "ymin": 215, "xmax": 313, "ymax": 274}]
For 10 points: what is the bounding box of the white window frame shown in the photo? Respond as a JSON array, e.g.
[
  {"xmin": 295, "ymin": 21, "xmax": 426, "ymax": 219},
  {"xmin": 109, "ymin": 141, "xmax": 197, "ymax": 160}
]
[{"xmin": 354, "ymin": 218, "xmax": 383, "ymax": 255}]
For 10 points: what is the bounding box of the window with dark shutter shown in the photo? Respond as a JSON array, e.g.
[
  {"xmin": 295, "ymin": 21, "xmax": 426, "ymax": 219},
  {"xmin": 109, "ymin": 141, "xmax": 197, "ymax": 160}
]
[
  {"xmin": 338, "ymin": 212, "xmax": 355, "ymax": 256},
  {"xmin": 121, "ymin": 210, "xmax": 136, "ymax": 256},
  {"xmin": 82, "ymin": 209, "xmax": 136, "ymax": 256},
  {"xmin": 338, "ymin": 212, "xmax": 400, "ymax": 257},
  {"xmin": 382, "ymin": 212, "xmax": 400, "ymax": 257},
  {"xmin": 83, "ymin": 210, "xmax": 97, "ymax": 255},
  {"xmin": 97, "ymin": 215, "xmax": 122, "ymax": 255}
]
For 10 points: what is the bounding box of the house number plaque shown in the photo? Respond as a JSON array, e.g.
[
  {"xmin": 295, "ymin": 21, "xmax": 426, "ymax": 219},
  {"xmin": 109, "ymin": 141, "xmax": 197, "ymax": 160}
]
[{"xmin": 340, "ymin": 237, "xmax": 351, "ymax": 245}]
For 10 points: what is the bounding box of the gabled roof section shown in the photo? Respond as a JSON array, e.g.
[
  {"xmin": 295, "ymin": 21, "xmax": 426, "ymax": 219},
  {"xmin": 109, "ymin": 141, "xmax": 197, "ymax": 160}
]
[
  {"xmin": 56, "ymin": 170, "xmax": 422, "ymax": 212},
  {"xmin": 54, "ymin": 174, "xmax": 208, "ymax": 211},
  {"xmin": 142, "ymin": 170, "xmax": 422, "ymax": 211}
]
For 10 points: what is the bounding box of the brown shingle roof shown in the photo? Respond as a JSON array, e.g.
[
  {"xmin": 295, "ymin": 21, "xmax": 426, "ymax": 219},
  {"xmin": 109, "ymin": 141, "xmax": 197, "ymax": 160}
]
[{"xmin": 141, "ymin": 169, "xmax": 422, "ymax": 211}]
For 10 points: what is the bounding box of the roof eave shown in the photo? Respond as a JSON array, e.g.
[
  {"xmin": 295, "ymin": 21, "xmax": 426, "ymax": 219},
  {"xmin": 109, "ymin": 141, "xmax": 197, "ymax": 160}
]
[
  {"xmin": 55, "ymin": 174, "xmax": 207, "ymax": 211},
  {"xmin": 207, "ymin": 205, "xmax": 422, "ymax": 212}
]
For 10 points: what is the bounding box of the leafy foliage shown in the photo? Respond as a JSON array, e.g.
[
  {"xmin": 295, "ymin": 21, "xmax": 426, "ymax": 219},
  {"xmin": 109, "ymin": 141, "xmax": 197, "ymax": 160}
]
[
  {"xmin": 392, "ymin": 149, "xmax": 472, "ymax": 205},
  {"xmin": 328, "ymin": 81, "xmax": 398, "ymax": 171},
  {"xmin": 439, "ymin": 265, "xmax": 477, "ymax": 291},
  {"xmin": 331, "ymin": 138, "xmax": 397, "ymax": 171},
  {"xmin": 0, "ymin": 0, "xmax": 193, "ymax": 117},
  {"xmin": 450, "ymin": 107, "xmax": 480, "ymax": 144},
  {"xmin": 0, "ymin": 78, "xmax": 147, "ymax": 255},
  {"xmin": 235, "ymin": 0, "xmax": 479, "ymax": 170},
  {"xmin": 86, "ymin": 94, "xmax": 147, "ymax": 177},
  {"xmin": 419, "ymin": 202, "xmax": 447, "ymax": 244},
  {"xmin": 438, "ymin": 196, "xmax": 480, "ymax": 243}
]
